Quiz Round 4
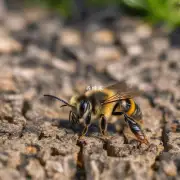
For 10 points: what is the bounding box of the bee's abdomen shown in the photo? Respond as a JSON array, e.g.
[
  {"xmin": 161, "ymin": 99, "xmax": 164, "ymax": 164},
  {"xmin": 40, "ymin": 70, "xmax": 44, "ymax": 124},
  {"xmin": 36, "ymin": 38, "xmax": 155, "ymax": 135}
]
[
  {"xmin": 131, "ymin": 103, "xmax": 142, "ymax": 121},
  {"xmin": 126, "ymin": 99, "xmax": 142, "ymax": 121}
]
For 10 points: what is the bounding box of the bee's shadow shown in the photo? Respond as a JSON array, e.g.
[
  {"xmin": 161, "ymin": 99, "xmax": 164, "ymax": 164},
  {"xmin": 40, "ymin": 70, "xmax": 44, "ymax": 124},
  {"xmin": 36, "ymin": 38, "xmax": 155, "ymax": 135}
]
[{"xmin": 57, "ymin": 119, "xmax": 118, "ymax": 135}]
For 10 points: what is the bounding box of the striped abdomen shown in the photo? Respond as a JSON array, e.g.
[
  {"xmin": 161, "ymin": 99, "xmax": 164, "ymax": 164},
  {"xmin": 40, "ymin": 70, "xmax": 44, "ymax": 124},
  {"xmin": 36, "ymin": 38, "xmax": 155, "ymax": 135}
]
[{"xmin": 121, "ymin": 99, "xmax": 142, "ymax": 122}]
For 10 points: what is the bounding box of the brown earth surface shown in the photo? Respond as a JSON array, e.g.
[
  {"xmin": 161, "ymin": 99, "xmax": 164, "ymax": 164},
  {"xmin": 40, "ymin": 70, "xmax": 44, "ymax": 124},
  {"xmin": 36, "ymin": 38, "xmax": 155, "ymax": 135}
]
[{"xmin": 0, "ymin": 6, "xmax": 180, "ymax": 180}]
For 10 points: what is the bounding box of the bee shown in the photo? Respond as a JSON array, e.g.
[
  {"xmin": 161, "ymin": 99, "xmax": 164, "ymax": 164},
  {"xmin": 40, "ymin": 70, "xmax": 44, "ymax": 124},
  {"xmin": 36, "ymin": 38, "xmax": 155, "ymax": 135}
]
[{"xmin": 44, "ymin": 82, "xmax": 149, "ymax": 145}]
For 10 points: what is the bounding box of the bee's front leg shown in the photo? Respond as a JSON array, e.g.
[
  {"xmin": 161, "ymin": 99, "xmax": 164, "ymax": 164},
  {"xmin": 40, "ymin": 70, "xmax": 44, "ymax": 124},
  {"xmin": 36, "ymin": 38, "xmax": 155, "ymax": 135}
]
[
  {"xmin": 99, "ymin": 114, "xmax": 108, "ymax": 136},
  {"xmin": 79, "ymin": 112, "xmax": 91, "ymax": 139}
]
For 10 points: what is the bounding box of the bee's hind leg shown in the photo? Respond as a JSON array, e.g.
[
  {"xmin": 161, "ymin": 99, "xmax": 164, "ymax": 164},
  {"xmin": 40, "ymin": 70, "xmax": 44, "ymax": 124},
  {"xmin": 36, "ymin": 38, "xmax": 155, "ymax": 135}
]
[{"xmin": 124, "ymin": 114, "xmax": 149, "ymax": 146}]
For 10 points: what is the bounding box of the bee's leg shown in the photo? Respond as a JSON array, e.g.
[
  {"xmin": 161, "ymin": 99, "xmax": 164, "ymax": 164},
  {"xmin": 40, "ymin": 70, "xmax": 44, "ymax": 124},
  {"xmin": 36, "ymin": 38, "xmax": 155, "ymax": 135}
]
[
  {"xmin": 79, "ymin": 126, "xmax": 89, "ymax": 138},
  {"xmin": 79, "ymin": 112, "xmax": 91, "ymax": 139},
  {"xmin": 124, "ymin": 114, "xmax": 149, "ymax": 145},
  {"xmin": 99, "ymin": 114, "xmax": 108, "ymax": 136}
]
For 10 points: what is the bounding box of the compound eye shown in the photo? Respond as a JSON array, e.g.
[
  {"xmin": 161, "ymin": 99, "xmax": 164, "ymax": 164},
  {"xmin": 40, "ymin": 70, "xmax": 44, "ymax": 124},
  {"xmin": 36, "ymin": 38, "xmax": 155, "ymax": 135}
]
[{"xmin": 79, "ymin": 100, "xmax": 88, "ymax": 117}]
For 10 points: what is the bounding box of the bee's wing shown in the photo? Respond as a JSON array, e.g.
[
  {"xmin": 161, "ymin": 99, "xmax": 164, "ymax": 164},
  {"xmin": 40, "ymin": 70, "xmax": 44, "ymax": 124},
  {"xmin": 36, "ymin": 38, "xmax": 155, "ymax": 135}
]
[
  {"xmin": 104, "ymin": 81, "xmax": 129, "ymax": 91},
  {"xmin": 101, "ymin": 81, "xmax": 141, "ymax": 105},
  {"xmin": 105, "ymin": 81, "xmax": 140, "ymax": 92},
  {"xmin": 101, "ymin": 91, "xmax": 141, "ymax": 105}
]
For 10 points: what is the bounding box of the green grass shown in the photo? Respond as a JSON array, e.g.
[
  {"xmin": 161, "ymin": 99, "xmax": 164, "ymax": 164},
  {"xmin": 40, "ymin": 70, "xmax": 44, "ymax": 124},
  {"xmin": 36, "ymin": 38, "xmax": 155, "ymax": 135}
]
[
  {"xmin": 27, "ymin": 0, "xmax": 180, "ymax": 29},
  {"xmin": 122, "ymin": 0, "xmax": 180, "ymax": 29}
]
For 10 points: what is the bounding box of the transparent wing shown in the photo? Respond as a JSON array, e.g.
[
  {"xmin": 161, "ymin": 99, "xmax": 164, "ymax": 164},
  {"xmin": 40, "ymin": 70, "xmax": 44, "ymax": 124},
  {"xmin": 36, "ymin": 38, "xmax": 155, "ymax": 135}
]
[
  {"xmin": 104, "ymin": 81, "xmax": 140, "ymax": 92},
  {"xmin": 104, "ymin": 81, "xmax": 129, "ymax": 91},
  {"xmin": 101, "ymin": 91, "xmax": 141, "ymax": 105},
  {"xmin": 101, "ymin": 81, "xmax": 141, "ymax": 105}
]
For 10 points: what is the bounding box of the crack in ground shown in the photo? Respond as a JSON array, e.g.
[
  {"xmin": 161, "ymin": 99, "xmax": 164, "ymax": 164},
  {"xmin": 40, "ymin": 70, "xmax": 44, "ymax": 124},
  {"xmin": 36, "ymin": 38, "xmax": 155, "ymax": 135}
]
[
  {"xmin": 144, "ymin": 93, "xmax": 170, "ymax": 152},
  {"xmin": 75, "ymin": 140, "xmax": 86, "ymax": 180},
  {"xmin": 161, "ymin": 109, "xmax": 169, "ymax": 152}
]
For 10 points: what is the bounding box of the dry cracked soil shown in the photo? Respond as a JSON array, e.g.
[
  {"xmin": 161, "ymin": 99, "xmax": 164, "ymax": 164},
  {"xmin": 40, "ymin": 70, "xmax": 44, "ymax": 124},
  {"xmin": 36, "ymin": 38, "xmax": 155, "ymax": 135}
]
[{"xmin": 0, "ymin": 5, "xmax": 180, "ymax": 180}]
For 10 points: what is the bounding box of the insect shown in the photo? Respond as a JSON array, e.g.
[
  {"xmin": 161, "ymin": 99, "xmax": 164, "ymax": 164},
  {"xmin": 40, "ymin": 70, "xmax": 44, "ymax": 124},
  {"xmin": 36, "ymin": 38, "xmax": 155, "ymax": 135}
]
[{"xmin": 44, "ymin": 82, "xmax": 149, "ymax": 145}]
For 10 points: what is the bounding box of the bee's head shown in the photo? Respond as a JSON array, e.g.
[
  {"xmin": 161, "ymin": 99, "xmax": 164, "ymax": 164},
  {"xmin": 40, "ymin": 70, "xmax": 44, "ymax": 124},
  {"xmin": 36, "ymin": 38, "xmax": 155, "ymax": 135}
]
[
  {"xmin": 77, "ymin": 99, "xmax": 91, "ymax": 118},
  {"xmin": 44, "ymin": 94, "xmax": 91, "ymax": 124},
  {"xmin": 70, "ymin": 95, "xmax": 91, "ymax": 120}
]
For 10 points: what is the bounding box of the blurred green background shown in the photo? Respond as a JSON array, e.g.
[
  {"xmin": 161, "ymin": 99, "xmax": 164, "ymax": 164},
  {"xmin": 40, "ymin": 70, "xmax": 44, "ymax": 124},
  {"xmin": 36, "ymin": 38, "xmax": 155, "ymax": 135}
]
[{"xmin": 27, "ymin": 0, "xmax": 180, "ymax": 29}]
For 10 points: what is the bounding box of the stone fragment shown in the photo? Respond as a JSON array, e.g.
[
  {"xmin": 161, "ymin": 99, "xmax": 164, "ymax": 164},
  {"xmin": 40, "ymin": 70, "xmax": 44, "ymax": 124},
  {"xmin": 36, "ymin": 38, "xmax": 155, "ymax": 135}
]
[
  {"xmin": 136, "ymin": 24, "xmax": 152, "ymax": 39},
  {"xmin": 91, "ymin": 29, "xmax": 115, "ymax": 45},
  {"xmin": 127, "ymin": 44, "xmax": 143, "ymax": 56},
  {"xmin": 25, "ymin": 159, "xmax": 45, "ymax": 180},
  {"xmin": 45, "ymin": 155, "xmax": 76, "ymax": 179},
  {"xmin": 60, "ymin": 28, "xmax": 81, "ymax": 47},
  {"xmin": 95, "ymin": 46, "xmax": 120, "ymax": 61},
  {"xmin": 151, "ymin": 37, "xmax": 169, "ymax": 53},
  {"xmin": 6, "ymin": 13, "xmax": 26, "ymax": 32},
  {"xmin": 0, "ymin": 168, "xmax": 25, "ymax": 180},
  {"xmin": 0, "ymin": 36, "xmax": 22, "ymax": 53}
]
